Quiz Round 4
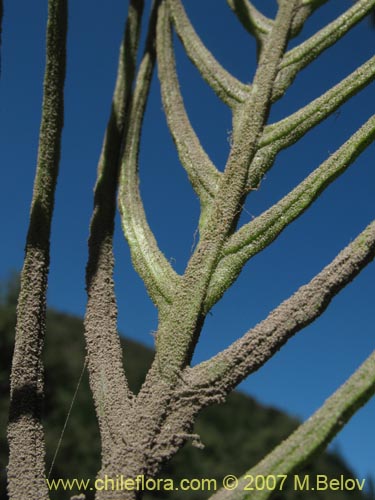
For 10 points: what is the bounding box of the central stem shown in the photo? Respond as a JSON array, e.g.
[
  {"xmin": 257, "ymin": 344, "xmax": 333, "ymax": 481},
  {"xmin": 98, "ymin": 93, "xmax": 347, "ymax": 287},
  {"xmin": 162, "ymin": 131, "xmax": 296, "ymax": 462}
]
[{"xmin": 154, "ymin": 0, "xmax": 299, "ymax": 381}]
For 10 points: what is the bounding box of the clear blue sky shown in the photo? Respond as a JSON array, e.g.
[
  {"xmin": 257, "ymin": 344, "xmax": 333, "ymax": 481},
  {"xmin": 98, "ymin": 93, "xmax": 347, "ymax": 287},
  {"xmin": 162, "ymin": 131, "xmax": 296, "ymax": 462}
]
[{"xmin": 1, "ymin": 0, "xmax": 374, "ymax": 485}]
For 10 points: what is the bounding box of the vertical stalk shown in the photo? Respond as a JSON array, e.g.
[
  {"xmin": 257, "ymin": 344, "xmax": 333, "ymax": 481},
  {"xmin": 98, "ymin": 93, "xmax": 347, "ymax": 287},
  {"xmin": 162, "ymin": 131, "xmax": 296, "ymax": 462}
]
[
  {"xmin": 84, "ymin": 0, "xmax": 144, "ymax": 461},
  {"xmin": 7, "ymin": 1, "xmax": 67, "ymax": 499}
]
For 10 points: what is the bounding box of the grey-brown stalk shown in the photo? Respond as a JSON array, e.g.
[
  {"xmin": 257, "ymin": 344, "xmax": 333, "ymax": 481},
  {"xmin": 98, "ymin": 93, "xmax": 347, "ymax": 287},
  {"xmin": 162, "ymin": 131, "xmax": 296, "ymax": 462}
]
[{"xmin": 6, "ymin": 1, "xmax": 375, "ymax": 500}]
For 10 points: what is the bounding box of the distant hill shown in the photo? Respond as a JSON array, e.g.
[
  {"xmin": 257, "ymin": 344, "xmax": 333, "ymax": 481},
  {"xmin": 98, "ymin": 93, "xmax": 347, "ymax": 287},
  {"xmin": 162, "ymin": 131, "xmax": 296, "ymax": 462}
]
[{"xmin": 0, "ymin": 292, "xmax": 373, "ymax": 500}]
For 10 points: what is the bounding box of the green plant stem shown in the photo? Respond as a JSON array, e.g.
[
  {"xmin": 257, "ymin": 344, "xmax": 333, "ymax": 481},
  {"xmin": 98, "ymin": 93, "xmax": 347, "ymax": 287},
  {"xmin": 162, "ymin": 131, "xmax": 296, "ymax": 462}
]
[
  {"xmin": 167, "ymin": 0, "xmax": 250, "ymax": 107},
  {"xmin": 188, "ymin": 220, "xmax": 375, "ymax": 395},
  {"xmin": 157, "ymin": 3, "xmax": 220, "ymax": 212},
  {"xmin": 205, "ymin": 114, "xmax": 375, "ymax": 309},
  {"xmin": 273, "ymin": 0, "xmax": 375, "ymax": 100},
  {"xmin": 209, "ymin": 350, "xmax": 375, "ymax": 500},
  {"xmin": 118, "ymin": 2, "xmax": 180, "ymax": 311}
]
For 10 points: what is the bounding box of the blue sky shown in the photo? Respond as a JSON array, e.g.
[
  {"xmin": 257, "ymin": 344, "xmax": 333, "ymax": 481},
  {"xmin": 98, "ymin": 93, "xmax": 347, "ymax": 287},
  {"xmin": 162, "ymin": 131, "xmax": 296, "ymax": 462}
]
[{"xmin": 1, "ymin": 0, "xmax": 374, "ymax": 486}]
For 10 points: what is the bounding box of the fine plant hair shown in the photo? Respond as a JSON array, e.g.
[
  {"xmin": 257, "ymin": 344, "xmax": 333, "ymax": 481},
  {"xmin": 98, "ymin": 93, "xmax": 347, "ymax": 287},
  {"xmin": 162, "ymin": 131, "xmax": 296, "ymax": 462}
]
[{"xmin": 6, "ymin": 1, "xmax": 375, "ymax": 500}]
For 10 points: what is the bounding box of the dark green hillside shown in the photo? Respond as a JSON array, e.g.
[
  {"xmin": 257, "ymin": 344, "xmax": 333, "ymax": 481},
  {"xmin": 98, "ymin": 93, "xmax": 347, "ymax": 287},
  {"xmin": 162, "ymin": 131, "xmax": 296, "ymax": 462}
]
[{"xmin": 0, "ymin": 284, "xmax": 372, "ymax": 500}]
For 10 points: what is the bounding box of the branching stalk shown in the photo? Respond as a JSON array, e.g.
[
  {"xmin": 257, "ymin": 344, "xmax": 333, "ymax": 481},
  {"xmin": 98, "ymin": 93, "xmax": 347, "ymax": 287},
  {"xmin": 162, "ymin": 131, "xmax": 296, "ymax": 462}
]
[
  {"xmin": 7, "ymin": 1, "xmax": 375, "ymax": 495},
  {"xmin": 273, "ymin": 0, "xmax": 375, "ymax": 100},
  {"xmin": 209, "ymin": 350, "xmax": 375, "ymax": 500},
  {"xmin": 119, "ymin": 2, "xmax": 181, "ymax": 310},
  {"xmin": 167, "ymin": 0, "xmax": 250, "ymax": 107},
  {"xmin": 153, "ymin": 1, "xmax": 300, "ymax": 380},
  {"xmin": 288, "ymin": 0, "xmax": 329, "ymax": 39},
  {"xmin": 226, "ymin": 0, "xmax": 273, "ymax": 55},
  {"xmin": 188, "ymin": 220, "xmax": 375, "ymax": 395},
  {"xmin": 205, "ymin": 114, "xmax": 375, "ymax": 310},
  {"xmin": 156, "ymin": 2, "xmax": 220, "ymax": 217},
  {"xmin": 269, "ymin": 55, "xmax": 375, "ymax": 146},
  {"xmin": 247, "ymin": 54, "xmax": 375, "ymax": 189},
  {"xmin": 84, "ymin": 0, "xmax": 144, "ymax": 457}
]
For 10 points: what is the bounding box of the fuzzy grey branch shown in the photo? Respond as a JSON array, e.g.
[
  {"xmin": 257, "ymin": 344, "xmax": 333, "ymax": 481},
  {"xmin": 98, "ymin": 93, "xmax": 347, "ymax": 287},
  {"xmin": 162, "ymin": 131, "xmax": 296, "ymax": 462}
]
[
  {"xmin": 209, "ymin": 350, "xmax": 375, "ymax": 500},
  {"xmin": 226, "ymin": 0, "xmax": 329, "ymax": 65},
  {"xmin": 118, "ymin": 4, "xmax": 181, "ymax": 310},
  {"xmin": 265, "ymin": 55, "xmax": 375, "ymax": 148},
  {"xmin": 167, "ymin": 0, "xmax": 250, "ymax": 107},
  {"xmin": 7, "ymin": 3, "xmax": 375, "ymax": 497},
  {"xmin": 84, "ymin": 0, "xmax": 143, "ymax": 457},
  {"xmin": 246, "ymin": 54, "xmax": 375, "ymax": 190},
  {"xmin": 226, "ymin": 0, "xmax": 273, "ymax": 55},
  {"xmin": 156, "ymin": 2, "xmax": 220, "ymax": 217},
  {"xmin": 153, "ymin": 1, "xmax": 300, "ymax": 381},
  {"xmin": 7, "ymin": 1, "xmax": 67, "ymax": 498},
  {"xmin": 205, "ymin": 114, "xmax": 375, "ymax": 310},
  {"xmin": 273, "ymin": 0, "xmax": 375, "ymax": 101},
  {"xmin": 188, "ymin": 220, "xmax": 375, "ymax": 398},
  {"xmin": 288, "ymin": 1, "xmax": 329, "ymax": 39}
]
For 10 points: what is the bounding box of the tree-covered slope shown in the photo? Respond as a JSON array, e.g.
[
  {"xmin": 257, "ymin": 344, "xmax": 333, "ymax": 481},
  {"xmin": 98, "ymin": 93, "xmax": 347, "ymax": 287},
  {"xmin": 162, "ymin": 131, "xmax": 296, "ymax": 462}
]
[{"xmin": 0, "ymin": 292, "xmax": 372, "ymax": 500}]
